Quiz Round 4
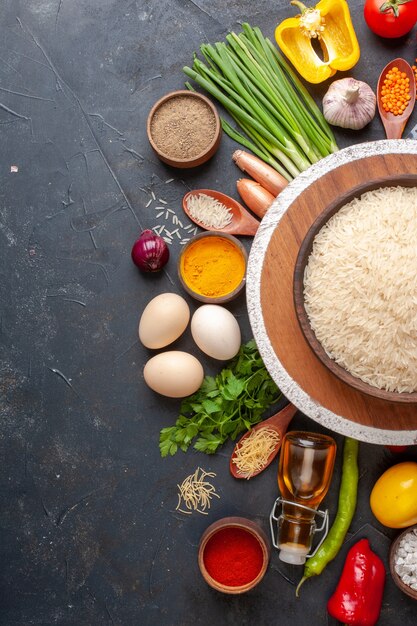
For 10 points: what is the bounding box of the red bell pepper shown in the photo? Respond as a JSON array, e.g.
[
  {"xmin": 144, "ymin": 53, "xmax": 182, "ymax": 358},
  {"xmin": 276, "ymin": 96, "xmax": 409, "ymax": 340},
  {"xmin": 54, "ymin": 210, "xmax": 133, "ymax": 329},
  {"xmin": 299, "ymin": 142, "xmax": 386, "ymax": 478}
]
[
  {"xmin": 385, "ymin": 445, "xmax": 409, "ymax": 453},
  {"xmin": 327, "ymin": 538, "xmax": 385, "ymax": 626}
]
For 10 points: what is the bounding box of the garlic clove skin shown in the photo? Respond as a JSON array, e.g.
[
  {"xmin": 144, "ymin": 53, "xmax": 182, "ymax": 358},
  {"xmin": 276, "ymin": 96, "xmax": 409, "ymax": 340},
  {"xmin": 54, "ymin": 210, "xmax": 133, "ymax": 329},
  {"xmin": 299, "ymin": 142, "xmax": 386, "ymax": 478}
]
[{"xmin": 322, "ymin": 78, "xmax": 376, "ymax": 130}]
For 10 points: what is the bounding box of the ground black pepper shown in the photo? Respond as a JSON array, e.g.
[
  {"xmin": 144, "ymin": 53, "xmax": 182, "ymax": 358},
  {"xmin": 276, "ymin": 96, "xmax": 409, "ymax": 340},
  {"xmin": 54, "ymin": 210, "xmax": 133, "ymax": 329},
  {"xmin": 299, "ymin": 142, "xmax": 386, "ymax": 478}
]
[{"xmin": 150, "ymin": 95, "xmax": 216, "ymax": 159}]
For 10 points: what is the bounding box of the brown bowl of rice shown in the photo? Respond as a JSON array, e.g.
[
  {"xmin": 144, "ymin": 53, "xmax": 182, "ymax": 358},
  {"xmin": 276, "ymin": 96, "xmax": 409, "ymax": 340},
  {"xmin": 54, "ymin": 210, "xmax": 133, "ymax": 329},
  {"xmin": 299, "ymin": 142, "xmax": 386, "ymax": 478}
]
[{"xmin": 294, "ymin": 174, "xmax": 417, "ymax": 404}]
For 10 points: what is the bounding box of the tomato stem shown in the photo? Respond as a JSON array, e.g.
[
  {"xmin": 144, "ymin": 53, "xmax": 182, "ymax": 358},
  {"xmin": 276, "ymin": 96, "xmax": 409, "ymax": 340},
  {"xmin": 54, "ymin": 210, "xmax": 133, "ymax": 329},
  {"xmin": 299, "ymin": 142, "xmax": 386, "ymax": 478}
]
[{"xmin": 379, "ymin": 0, "xmax": 412, "ymax": 18}]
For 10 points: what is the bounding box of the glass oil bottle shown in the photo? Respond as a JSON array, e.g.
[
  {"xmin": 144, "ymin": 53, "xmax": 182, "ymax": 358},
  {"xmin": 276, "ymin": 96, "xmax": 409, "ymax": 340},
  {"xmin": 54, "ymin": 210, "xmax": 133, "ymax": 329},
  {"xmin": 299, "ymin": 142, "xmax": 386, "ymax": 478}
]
[{"xmin": 270, "ymin": 431, "xmax": 336, "ymax": 565}]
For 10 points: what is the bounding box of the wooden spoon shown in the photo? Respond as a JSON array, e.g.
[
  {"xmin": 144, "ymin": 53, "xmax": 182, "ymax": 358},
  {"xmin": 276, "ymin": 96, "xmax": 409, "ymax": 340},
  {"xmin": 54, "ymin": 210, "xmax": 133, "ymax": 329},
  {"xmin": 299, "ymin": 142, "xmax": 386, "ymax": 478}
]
[
  {"xmin": 182, "ymin": 189, "xmax": 260, "ymax": 236},
  {"xmin": 230, "ymin": 402, "xmax": 297, "ymax": 479},
  {"xmin": 377, "ymin": 58, "xmax": 416, "ymax": 139}
]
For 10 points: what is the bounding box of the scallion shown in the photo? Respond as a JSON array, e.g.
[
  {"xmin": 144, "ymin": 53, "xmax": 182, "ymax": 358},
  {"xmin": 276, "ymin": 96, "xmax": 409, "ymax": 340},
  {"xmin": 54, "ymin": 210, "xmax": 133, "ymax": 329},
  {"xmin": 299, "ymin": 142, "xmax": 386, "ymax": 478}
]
[{"xmin": 184, "ymin": 23, "xmax": 338, "ymax": 179}]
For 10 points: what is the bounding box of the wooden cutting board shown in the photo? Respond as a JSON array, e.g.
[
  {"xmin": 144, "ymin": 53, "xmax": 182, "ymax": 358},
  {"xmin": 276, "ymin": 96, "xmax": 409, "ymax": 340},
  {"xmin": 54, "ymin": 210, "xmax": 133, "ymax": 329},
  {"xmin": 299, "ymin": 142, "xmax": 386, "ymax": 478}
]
[{"xmin": 258, "ymin": 150, "xmax": 417, "ymax": 434}]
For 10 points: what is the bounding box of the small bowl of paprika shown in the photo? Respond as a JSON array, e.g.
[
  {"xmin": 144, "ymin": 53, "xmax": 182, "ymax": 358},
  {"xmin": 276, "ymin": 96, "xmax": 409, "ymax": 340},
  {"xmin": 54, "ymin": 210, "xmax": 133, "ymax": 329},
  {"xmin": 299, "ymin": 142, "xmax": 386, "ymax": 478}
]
[
  {"xmin": 178, "ymin": 231, "xmax": 247, "ymax": 304},
  {"xmin": 198, "ymin": 516, "xmax": 270, "ymax": 594}
]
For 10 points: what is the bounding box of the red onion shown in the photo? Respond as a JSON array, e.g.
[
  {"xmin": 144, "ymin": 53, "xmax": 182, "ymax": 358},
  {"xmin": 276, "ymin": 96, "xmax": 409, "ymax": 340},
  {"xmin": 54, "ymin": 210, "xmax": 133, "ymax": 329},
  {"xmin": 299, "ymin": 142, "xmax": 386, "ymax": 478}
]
[{"xmin": 131, "ymin": 229, "xmax": 169, "ymax": 272}]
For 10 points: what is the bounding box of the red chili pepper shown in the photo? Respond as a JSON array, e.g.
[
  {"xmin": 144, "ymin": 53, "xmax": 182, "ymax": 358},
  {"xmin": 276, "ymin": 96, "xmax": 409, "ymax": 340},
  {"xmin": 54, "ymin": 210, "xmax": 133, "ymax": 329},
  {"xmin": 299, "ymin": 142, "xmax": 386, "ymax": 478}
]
[{"xmin": 327, "ymin": 538, "xmax": 385, "ymax": 626}]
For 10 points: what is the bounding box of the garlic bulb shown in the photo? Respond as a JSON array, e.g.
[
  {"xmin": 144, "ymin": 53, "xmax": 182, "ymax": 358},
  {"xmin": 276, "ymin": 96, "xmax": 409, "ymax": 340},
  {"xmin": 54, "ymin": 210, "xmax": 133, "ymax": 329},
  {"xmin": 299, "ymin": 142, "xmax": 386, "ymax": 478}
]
[{"xmin": 322, "ymin": 78, "xmax": 376, "ymax": 130}]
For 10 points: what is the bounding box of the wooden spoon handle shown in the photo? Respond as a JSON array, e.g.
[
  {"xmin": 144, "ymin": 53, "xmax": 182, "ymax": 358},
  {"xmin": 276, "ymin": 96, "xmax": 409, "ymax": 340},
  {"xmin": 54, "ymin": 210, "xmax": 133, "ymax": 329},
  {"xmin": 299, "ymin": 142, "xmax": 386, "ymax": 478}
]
[
  {"xmin": 234, "ymin": 210, "xmax": 260, "ymax": 236},
  {"xmin": 229, "ymin": 402, "xmax": 298, "ymax": 479},
  {"xmin": 267, "ymin": 402, "xmax": 298, "ymax": 433},
  {"xmin": 384, "ymin": 122, "xmax": 407, "ymax": 140}
]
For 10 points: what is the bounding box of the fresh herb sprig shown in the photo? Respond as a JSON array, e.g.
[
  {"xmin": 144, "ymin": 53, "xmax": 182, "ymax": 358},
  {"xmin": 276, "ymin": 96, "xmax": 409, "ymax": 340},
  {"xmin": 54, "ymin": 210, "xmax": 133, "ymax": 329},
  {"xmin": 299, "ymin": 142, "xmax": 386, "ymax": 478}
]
[{"xmin": 159, "ymin": 340, "xmax": 281, "ymax": 456}]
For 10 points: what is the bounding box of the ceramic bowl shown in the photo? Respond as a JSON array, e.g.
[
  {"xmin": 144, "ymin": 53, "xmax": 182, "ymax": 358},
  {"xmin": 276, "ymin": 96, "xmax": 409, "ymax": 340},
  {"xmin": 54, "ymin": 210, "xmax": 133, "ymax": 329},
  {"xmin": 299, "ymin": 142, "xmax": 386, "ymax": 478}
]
[
  {"xmin": 147, "ymin": 90, "xmax": 221, "ymax": 168},
  {"xmin": 389, "ymin": 524, "xmax": 417, "ymax": 600},
  {"xmin": 198, "ymin": 516, "xmax": 270, "ymax": 594},
  {"xmin": 178, "ymin": 231, "xmax": 247, "ymax": 304},
  {"xmin": 293, "ymin": 174, "xmax": 417, "ymax": 404}
]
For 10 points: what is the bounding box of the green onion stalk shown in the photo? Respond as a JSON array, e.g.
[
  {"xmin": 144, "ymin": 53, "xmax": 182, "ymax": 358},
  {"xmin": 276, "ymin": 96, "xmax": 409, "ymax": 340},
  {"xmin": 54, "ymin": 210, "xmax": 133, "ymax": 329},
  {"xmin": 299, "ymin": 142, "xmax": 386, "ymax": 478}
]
[{"xmin": 183, "ymin": 23, "xmax": 338, "ymax": 180}]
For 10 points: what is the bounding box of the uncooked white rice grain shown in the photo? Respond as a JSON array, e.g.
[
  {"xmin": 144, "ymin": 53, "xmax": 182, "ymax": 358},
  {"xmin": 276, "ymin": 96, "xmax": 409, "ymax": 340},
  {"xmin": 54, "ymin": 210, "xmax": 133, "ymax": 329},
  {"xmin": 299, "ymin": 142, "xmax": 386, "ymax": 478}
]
[
  {"xmin": 303, "ymin": 186, "xmax": 417, "ymax": 393},
  {"xmin": 186, "ymin": 193, "xmax": 232, "ymax": 229}
]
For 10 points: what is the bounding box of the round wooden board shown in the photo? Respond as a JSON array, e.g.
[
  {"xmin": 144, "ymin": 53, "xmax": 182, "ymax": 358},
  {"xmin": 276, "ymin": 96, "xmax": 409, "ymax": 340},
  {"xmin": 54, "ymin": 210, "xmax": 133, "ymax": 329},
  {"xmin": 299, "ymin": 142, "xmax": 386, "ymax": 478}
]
[{"xmin": 247, "ymin": 140, "xmax": 417, "ymax": 445}]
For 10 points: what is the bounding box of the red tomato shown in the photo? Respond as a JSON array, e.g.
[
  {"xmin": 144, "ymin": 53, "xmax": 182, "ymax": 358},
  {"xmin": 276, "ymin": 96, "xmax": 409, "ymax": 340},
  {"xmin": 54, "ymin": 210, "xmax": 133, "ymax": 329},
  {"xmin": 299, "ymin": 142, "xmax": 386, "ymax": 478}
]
[{"xmin": 364, "ymin": 0, "xmax": 417, "ymax": 38}]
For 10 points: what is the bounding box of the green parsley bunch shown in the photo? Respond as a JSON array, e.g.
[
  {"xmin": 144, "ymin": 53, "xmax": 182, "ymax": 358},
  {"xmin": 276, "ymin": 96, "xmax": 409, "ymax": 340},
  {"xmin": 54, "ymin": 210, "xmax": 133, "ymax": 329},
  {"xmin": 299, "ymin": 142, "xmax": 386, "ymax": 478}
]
[{"xmin": 159, "ymin": 340, "xmax": 281, "ymax": 456}]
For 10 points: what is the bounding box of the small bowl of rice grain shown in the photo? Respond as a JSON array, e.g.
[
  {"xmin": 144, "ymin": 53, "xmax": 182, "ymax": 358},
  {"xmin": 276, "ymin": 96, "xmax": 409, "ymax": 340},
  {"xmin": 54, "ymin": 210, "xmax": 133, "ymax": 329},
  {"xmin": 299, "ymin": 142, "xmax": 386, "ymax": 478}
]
[{"xmin": 294, "ymin": 176, "xmax": 417, "ymax": 404}]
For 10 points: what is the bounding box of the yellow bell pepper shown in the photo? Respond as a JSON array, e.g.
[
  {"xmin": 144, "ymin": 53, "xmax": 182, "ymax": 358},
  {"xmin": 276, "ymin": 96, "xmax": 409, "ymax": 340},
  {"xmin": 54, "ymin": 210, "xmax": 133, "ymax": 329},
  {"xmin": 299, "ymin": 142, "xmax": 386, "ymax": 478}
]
[
  {"xmin": 370, "ymin": 462, "xmax": 417, "ymax": 528},
  {"xmin": 275, "ymin": 0, "xmax": 360, "ymax": 84}
]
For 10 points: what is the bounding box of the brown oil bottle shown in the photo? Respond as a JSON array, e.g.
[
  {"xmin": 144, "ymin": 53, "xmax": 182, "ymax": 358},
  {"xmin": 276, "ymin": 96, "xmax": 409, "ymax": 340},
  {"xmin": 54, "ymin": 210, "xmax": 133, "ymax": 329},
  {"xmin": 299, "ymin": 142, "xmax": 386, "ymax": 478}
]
[{"xmin": 276, "ymin": 431, "xmax": 336, "ymax": 564}]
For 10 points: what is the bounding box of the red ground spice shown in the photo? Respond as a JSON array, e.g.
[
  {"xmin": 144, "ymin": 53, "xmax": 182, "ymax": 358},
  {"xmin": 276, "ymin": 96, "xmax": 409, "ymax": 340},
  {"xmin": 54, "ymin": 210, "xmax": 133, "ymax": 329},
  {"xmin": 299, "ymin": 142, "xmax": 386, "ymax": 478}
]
[{"xmin": 203, "ymin": 527, "xmax": 264, "ymax": 587}]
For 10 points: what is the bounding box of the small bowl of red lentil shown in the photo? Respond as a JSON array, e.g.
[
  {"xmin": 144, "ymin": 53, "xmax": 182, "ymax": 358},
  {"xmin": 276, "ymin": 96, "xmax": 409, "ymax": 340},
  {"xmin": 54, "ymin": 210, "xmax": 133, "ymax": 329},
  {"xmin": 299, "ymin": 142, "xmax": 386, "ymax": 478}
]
[
  {"xmin": 198, "ymin": 516, "xmax": 270, "ymax": 594},
  {"xmin": 147, "ymin": 90, "xmax": 222, "ymax": 168}
]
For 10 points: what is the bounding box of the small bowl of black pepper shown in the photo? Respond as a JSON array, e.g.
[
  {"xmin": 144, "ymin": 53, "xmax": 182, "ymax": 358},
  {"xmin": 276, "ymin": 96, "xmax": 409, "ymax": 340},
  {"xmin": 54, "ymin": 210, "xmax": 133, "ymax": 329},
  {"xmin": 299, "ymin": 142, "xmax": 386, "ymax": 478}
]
[
  {"xmin": 389, "ymin": 524, "xmax": 417, "ymax": 600},
  {"xmin": 147, "ymin": 90, "xmax": 222, "ymax": 168}
]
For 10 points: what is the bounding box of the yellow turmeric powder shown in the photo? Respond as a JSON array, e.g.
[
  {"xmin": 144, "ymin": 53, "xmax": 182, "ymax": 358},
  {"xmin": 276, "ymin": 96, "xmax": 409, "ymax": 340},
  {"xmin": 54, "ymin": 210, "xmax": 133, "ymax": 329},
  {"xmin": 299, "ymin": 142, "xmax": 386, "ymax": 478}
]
[{"xmin": 180, "ymin": 235, "xmax": 246, "ymax": 298}]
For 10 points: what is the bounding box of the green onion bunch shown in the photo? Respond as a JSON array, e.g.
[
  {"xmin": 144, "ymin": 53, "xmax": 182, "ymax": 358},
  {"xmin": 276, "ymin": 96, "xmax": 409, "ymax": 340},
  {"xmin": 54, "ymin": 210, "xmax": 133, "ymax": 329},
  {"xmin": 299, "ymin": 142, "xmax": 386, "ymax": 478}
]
[{"xmin": 184, "ymin": 23, "xmax": 338, "ymax": 181}]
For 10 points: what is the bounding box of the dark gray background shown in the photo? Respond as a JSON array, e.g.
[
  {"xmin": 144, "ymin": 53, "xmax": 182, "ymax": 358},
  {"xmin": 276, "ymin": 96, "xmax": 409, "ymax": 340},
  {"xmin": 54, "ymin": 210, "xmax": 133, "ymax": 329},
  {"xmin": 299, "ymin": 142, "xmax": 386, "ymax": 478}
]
[{"xmin": 1, "ymin": 1, "xmax": 417, "ymax": 624}]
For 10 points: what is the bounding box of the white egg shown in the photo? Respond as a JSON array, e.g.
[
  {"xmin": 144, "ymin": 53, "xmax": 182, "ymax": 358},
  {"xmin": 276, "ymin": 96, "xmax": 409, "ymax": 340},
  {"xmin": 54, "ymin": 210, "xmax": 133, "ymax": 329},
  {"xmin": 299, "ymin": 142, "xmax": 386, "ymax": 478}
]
[
  {"xmin": 143, "ymin": 351, "xmax": 204, "ymax": 398},
  {"xmin": 139, "ymin": 293, "xmax": 190, "ymax": 349},
  {"xmin": 191, "ymin": 305, "xmax": 241, "ymax": 360}
]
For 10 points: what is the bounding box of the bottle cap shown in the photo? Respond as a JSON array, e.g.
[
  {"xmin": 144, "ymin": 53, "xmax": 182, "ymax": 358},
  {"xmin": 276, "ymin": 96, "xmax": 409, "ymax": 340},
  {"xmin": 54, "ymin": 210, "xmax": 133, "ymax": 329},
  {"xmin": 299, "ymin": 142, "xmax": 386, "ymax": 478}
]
[{"xmin": 278, "ymin": 543, "xmax": 308, "ymax": 565}]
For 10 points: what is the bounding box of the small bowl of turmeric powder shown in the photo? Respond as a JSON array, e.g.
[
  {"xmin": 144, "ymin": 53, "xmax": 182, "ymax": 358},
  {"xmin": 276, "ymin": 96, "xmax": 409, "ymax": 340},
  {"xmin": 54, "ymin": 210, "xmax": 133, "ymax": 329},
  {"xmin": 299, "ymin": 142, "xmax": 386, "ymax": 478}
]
[{"xmin": 178, "ymin": 231, "xmax": 247, "ymax": 303}]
